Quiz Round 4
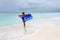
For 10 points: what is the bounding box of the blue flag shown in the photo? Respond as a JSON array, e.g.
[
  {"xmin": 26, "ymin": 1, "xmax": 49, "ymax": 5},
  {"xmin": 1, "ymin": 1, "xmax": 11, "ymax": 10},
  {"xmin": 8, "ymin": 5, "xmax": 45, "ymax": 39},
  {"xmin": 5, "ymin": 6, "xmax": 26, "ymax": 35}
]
[{"xmin": 21, "ymin": 14, "xmax": 33, "ymax": 22}]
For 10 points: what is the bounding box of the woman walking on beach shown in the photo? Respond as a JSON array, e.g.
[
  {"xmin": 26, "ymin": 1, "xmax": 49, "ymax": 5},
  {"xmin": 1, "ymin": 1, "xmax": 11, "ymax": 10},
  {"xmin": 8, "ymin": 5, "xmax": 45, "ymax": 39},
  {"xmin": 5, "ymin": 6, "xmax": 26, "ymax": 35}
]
[
  {"xmin": 19, "ymin": 12, "xmax": 33, "ymax": 32},
  {"xmin": 19, "ymin": 12, "xmax": 26, "ymax": 31}
]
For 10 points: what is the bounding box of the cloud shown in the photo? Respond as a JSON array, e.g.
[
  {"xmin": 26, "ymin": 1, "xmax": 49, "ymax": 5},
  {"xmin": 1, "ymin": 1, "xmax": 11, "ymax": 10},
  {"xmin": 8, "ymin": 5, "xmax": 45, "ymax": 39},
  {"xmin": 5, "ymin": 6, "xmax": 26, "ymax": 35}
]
[{"xmin": 0, "ymin": 0, "xmax": 60, "ymax": 12}]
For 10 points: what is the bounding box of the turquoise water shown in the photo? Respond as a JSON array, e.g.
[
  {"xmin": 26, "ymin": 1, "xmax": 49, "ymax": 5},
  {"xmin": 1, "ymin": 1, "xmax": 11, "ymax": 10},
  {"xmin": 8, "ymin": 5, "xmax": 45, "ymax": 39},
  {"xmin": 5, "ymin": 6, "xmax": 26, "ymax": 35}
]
[
  {"xmin": 0, "ymin": 13, "xmax": 21, "ymax": 25},
  {"xmin": 0, "ymin": 12, "xmax": 60, "ymax": 25}
]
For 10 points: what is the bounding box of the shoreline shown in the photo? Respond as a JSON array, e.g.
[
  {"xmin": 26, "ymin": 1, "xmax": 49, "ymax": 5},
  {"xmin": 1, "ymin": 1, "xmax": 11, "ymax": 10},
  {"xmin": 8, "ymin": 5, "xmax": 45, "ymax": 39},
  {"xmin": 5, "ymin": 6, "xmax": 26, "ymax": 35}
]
[
  {"xmin": 0, "ymin": 16, "xmax": 60, "ymax": 26},
  {"xmin": 0, "ymin": 17, "xmax": 60, "ymax": 40}
]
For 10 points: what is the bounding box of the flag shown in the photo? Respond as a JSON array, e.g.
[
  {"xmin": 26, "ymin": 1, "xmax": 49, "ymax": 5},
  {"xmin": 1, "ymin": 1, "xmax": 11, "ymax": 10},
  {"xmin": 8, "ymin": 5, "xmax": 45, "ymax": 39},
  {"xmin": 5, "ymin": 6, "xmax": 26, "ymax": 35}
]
[{"xmin": 21, "ymin": 14, "xmax": 33, "ymax": 22}]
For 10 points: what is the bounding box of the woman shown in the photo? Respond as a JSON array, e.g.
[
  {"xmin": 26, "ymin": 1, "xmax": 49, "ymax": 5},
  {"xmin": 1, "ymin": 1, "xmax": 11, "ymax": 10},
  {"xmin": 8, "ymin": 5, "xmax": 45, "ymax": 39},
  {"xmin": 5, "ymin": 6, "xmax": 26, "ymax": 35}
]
[
  {"xmin": 22, "ymin": 12, "xmax": 26, "ymax": 31},
  {"xmin": 19, "ymin": 12, "xmax": 33, "ymax": 32},
  {"xmin": 19, "ymin": 12, "xmax": 26, "ymax": 31}
]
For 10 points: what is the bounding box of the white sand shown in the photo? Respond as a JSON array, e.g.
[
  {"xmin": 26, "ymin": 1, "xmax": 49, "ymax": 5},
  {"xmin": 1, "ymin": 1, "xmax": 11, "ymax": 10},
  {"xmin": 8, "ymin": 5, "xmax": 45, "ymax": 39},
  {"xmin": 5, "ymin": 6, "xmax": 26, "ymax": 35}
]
[
  {"xmin": 0, "ymin": 17, "xmax": 60, "ymax": 40},
  {"xmin": 21, "ymin": 23, "xmax": 60, "ymax": 40}
]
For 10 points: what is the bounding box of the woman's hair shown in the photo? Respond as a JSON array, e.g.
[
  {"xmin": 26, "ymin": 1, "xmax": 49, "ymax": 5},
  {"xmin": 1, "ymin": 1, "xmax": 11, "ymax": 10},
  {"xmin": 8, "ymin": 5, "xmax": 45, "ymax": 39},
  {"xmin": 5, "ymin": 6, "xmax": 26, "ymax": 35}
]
[{"xmin": 22, "ymin": 12, "xmax": 25, "ymax": 15}]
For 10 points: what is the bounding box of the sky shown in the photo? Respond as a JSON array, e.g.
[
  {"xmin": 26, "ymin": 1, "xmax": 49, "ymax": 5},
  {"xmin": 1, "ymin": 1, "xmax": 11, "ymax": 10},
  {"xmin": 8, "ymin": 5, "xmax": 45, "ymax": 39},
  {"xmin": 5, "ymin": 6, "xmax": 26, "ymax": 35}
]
[{"xmin": 0, "ymin": 0, "xmax": 60, "ymax": 12}]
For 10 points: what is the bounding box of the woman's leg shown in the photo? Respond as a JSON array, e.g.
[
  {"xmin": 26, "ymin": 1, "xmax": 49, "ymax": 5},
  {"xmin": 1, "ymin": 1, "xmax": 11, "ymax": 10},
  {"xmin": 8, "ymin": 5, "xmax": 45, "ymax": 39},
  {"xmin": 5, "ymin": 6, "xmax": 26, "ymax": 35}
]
[{"xmin": 23, "ymin": 22, "xmax": 26, "ymax": 31}]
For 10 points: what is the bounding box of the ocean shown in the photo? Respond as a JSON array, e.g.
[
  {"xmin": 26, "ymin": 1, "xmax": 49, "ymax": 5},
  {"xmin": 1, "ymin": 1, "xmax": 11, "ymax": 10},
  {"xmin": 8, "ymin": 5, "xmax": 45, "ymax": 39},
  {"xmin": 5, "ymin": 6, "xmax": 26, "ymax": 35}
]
[{"xmin": 0, "ymin": 12, "xmax": 60, "ymax": 26}]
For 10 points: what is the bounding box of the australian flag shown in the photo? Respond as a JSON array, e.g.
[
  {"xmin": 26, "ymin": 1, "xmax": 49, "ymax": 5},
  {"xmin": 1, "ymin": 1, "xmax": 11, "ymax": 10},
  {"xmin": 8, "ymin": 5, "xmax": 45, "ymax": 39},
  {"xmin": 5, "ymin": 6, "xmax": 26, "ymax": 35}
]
[{"xmin": 21, "ymin": 14, "xmax": 33, "ymax": 22}]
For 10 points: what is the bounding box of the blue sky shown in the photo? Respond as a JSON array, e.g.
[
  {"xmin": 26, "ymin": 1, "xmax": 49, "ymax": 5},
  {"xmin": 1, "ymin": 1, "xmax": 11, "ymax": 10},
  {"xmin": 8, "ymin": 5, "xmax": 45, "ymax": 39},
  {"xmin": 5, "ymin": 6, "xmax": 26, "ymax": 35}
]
[{"xmin": 0, "ymin": 0, "xmax": 60, "ymax": 12}]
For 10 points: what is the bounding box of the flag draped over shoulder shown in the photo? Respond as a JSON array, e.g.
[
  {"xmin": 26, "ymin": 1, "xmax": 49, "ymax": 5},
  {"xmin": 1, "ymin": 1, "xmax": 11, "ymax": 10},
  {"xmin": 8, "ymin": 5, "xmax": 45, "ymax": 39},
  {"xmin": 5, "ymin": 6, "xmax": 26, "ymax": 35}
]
[{"xmin": 20, "ymin": 14, "xmax": 33, "ymax": 22}]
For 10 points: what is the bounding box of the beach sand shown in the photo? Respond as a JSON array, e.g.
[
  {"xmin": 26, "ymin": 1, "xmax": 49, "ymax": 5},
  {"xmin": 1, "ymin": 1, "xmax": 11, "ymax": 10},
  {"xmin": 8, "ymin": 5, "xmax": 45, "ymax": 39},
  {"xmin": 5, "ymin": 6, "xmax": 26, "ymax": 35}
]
[
  {"xmin": 20, "ymin": 23, "xmax": 60, "ymax": 40},
  {"xmin": 0, "ymin": 17, "xmax": 60, "ymax": 40}
]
